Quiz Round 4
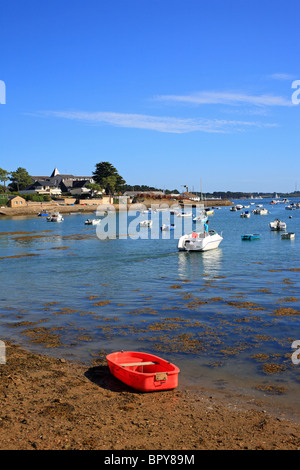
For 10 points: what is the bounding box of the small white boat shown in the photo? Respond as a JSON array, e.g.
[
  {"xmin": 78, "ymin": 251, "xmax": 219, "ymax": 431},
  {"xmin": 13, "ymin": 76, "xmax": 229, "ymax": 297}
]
[
  {"xmin": 205, "ymin": 208, "xmax": 214, "ymax": 215},
  {"xmin": 178, "ymin": 229, "xmax": 223, "ymax": 252},
  {"xmin": 47, "ymin": 212, "xmax": 64, "ymax": 222},
  {"xmin": 285, "ymin": 205, "xmax": 296, "ymax": 210},
  {"xmin": 269, "ymin": 219, "xmax": 286, "ymax": 231},
  {"xmin": 85, "ymin": 218, "xmax": 100, "ymax": 225},
  {"xmin": 161, "ymin": 223, "xmax": 176, "ymax": 231},
  {"xmin": 240, "ymin": 211, "xmax": 250, "ymax": 218},
  {"xmin": 235, "ymin": 204, "xmax": 243, "ymax": 210},
  {"xmin": 230, "ymin": 206, "xmax": 237, "ymax": 211},
  {"xmin": 177, "ymin": 211, "xmax": 192, "ymax": 217},
  {"xmin": 281, "ymin": 232, "xmax": 295, "ymax": 239},
  {"xmin": 253, "ymin": 208, "xmax": 268, "ymax": 215},
  {"xmin": 139, "ymin": 220, "xmax": 152, "ymax": 227},
  {"xmin": 193, "ymin": 215, "xmax": 208, "ymax": 223}
]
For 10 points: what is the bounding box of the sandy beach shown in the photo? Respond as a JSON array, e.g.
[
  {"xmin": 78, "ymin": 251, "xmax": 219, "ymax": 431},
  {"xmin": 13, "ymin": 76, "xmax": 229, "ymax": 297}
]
[{"xmin": 0, "ymin": 341, "xmax": 299, "ymax": 451}]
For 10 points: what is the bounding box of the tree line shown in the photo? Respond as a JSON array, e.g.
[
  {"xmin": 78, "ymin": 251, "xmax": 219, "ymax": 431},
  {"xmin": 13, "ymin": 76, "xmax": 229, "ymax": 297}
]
[{"xmin": 0, "ymin": 167, "xmax": 32, "ymax": 192}]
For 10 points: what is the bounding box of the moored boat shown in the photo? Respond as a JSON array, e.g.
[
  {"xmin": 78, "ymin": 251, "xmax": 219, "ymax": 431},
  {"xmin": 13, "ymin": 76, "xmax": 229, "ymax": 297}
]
[
  {"xmin": 177, "ymin": 211, "xmax": 192, "ymax": 217},
  {"xmin": 241, "ymin": 233, "xmax": 260, "ymax": 240},
  {"xmin": 106, "ymin": 351, "xmax": 180, "ymax": 392},
  {"xmin": 240, "ymin": 211, "xmax": 250, "ymax": 218},
  {"xmin": 204, "ymin": 208, "xmax": 214, "ymax": 215},
  {"xmin": 281, "ymin": 232, "xmax": 295, "ymax": 239},
  {"xmin": 161, "ymin": 223, "xmax": 176, "ymax": 231},
  {"xmin": 252, "ymin": 208, "xmax": 268, "ymax": 215},
  {"xmin": 269, "ymin": 219, "xmax": 286, "ymax": 231},
  {"xmin": 47, "ymin": 212, "xmax": 64, "ymax": 222},
  {"xmin": 139, "ymin": 220, "xmax": 152, "ymax": 227},
  {"xmin": 85, "ymin": 218, "xmax": 100, "ymax": 225}
]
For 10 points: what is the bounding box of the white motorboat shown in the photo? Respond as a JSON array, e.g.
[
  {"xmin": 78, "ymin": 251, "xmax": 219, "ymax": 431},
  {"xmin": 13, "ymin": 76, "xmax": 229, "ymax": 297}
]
[
  {"xmin": 269, "ymin": 219, "xmax": 286, "ymax": 231},
  {"xmin": 47, "ymin": 212, "xmax": 64, "ymax": 222},
  {"xmin": 85, "ymin": 218, "xmax": 100, "ymax": 225},
  {"xmin": 252, "ymin": 208, "xmax": 268, "ymax": 215},
  {"xmin": 178, "ymin": 229, "xmax": 223, "ymax": 252},
  {"xmin": 285, "ymin": 205, "xmax": 296, "ymax": 210},
  {"xmin": 177, "ymin": 211, "xmax": 192, "ymax": 217},
  {"xmin": 230, "ymin": 206, "xmax": 237, "ymax": 211},
  {"xmin": 240, "ymin": 211, "xmax": 250, "ymax": 218},
  {"xmin": 161, "ymin": 223, "xmax": 176, "ymax": 231},
  {"xmin": 235, "ymin": 204, "xmax": 243, "ymax": 210},
  {"xmin": 139, "ymin": 220, "xmax": 152, "ymax": 227}
]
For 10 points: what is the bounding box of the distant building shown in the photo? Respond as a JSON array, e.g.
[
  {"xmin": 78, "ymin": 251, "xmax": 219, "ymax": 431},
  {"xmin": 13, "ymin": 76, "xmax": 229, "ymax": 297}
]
[
  {"xmin": 69, "ymin": 180, "xmax": 93, "ymax": 196},
  {"xmin": 7, "ymin": 196, "xmax": 26, "ymax": 207},
  {"xmin": 21, "ymin": 168, "xmax": 95, "ymax": 196}
]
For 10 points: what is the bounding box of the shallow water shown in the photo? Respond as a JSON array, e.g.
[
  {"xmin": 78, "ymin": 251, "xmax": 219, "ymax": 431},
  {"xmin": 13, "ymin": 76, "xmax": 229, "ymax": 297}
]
[{"xmin": 0, "ymin": 199, "xmax": 300, "ymax": 414}]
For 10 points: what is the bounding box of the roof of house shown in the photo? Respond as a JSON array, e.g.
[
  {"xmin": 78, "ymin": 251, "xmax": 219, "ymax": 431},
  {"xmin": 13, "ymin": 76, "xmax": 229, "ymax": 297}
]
[{"xmin": 71, "ymin": 180, "xmax": 90, "ymax": 188}]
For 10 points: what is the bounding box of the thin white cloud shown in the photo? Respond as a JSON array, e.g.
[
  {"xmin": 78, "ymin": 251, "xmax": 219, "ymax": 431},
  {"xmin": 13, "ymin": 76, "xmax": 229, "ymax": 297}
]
[
  {"xmin": 155, "ymin": 91, "xmax": 292, "ymax": 107},
  {"xmin": 36, "ymin": 110, "xmax": 277, "ymax": 134},
  {"xmin": 269, "ymin": 73, "xmax": 296, "ymax": 81}
]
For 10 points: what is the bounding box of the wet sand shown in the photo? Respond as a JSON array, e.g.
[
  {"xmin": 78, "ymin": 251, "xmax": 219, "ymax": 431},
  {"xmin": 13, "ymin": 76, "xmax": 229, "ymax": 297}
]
[{"xmin": 0, "ymin": 341, "xmax": 299, "ymax": 450}]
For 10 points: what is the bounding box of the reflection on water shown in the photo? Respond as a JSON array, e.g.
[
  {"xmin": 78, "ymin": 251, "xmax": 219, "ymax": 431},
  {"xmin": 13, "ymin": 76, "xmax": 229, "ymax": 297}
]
[{"xmin": 177, "ymin": 247, "xmax": 223, "ymax": 278}]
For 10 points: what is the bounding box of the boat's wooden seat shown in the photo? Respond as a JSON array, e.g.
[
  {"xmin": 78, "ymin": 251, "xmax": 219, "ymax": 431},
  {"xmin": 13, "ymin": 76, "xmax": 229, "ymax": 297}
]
[{"xmin": 121, "ymin": 361, "xmax": 158, "ymax": 367}]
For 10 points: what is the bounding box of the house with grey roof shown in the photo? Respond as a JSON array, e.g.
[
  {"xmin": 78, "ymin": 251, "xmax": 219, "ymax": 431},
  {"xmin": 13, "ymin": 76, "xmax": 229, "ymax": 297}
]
[{"xmin": 21, "ymin": 168, "xmax": 95, "ymax": 196}]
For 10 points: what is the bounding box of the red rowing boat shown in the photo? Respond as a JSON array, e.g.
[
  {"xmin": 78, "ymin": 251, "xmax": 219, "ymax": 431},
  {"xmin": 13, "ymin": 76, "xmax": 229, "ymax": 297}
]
[{"xmin": 106, "ymin": 351, "xmax": 180, "ymax": 392}]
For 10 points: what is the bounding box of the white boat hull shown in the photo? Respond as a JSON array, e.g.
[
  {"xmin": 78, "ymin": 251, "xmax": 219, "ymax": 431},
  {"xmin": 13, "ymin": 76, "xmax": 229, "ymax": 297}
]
[{"xmin": 178, "ymin": 231, "xmax": 223, "ymax": 252}]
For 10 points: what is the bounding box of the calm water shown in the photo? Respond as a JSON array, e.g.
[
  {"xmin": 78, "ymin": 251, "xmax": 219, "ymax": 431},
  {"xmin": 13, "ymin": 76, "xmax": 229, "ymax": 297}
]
[{"xmin": 1, "ymin": 199, "xmax": 300, "ymax": 414}]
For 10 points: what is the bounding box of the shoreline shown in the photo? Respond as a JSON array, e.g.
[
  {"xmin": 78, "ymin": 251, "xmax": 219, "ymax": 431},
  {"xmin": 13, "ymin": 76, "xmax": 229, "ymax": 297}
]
[
  {"xmin": 1, "ymin": 340, "xmax": 300, "ymax": 450},
  {"xmin": 0, "ymin": 199, "xmax": 233, "ymax": 218}
]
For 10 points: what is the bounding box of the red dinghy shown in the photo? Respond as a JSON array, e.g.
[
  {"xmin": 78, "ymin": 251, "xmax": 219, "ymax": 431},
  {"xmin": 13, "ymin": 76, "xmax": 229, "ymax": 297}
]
[{"xmin": 106, "ymin": 351, "xmax": 180, "ymax": 392}]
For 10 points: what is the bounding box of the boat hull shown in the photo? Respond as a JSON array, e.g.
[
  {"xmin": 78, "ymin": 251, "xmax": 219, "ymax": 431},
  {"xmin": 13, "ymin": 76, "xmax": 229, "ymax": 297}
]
[{"xmin": 106, "ymin": 351, "xmax": 180, "ymax": 392}]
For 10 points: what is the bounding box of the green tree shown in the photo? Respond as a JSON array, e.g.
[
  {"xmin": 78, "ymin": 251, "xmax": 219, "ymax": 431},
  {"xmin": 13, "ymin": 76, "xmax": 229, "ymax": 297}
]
[
  {"xmin": 0, "ymin": 168, "xmax": 11, "ymax": 193},
  {"xmin": 85, "ymin": 183, "xmax": 103, "ymax": 197},
  {"xmin": 10, "ymin": 167, "xmax": 32, "ymax": 192},
  {"xmin": 92, "ymin": 162, "xmax": 126, "ymax": 194}
]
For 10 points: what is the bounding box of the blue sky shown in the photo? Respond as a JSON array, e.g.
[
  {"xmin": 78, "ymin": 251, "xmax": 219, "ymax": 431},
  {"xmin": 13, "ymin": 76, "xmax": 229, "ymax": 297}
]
[{"xmin": 1, "ymin": 0, "xmax": 300, "ymax": 193}]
